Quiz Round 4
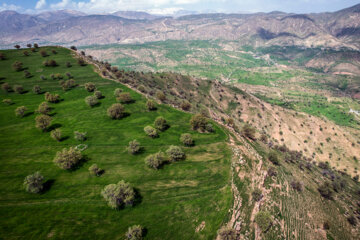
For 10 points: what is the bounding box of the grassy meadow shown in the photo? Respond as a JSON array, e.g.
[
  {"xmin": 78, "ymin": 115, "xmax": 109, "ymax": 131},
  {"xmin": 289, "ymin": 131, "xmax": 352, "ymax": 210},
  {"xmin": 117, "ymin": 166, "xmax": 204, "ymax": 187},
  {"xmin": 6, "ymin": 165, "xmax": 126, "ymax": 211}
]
[{"xmin": 0, "ymin": 47, "xmax": 232, "ymax": 239}]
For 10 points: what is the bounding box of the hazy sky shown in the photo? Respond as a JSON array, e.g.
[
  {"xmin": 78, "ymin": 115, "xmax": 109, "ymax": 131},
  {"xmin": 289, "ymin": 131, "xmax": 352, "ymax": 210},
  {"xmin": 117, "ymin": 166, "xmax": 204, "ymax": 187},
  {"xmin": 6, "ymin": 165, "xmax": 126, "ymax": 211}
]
[{"xmin": 1, "ymin": 0, "xmax": 359, "ymax": 14}]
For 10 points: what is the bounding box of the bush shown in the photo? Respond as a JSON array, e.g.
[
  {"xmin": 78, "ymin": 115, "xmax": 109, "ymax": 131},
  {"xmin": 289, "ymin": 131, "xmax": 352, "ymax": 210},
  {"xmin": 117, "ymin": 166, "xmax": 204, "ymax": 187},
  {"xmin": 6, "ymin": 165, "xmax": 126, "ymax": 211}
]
[
  {"xmin": 94, "ymin": 90, "xmax": 102, "ymax": 99},
  {"xmin": 180, "ymin": 133, "xmax": 194, "ymax": 146},
  {"xmin": 117, "ymin": 92, "xmax": 133, "ymax": 104},
  {"xmin": 180, "ymin": 100, "xmax": 191, "ymax": 111},
  {"xmin": 40, "ymin": 50, "xmax": 48, "ymax": 57},
  {"xmin": 252, "ymin": 188, "xmax": 263, "ymax": 201},
  {"xmin": 318, "ymin": 182, "xmax": 334, "ymax": 199},
  {"xmin": 85, "ymin": 96, "xmax": 99, "ymax": 107},
  {"xmin": 114, "ymin": 88, "xmax": 123, "ymax": 97},
  {"xmin": 101, "ymin": 180, "xmax": 135, "ymax": 208},
  {"xmin": 32, "ymin": 85, "xmax": 41, "ymax": 94},
  {"xmin": 37, "ymin": 102, "xmax": 51, "ymax": 115},
  {"xmin": 74, "ymin": 131, "xmax": 87, "ymax": 141},
  {"xmin": 50, "ymin": 129, "xmax": 62, "ymax": 141},
  {"xmin": 154, "ymin": 117, "xmax": 168, "ymax": 131},
  {"xmin": 128, "ymin": 140, "xmax": 141, "ymax": 154},
  {"xmin": 35, "ymin": 114, "xmax": 52, "ymax": 131},
  {"xmin": 156, "ymin": 90, "xmax": 166, "ymax": 102},
  {"xmin": 15, "ymin": 106, "xmax": 27, "ymax": 117},
  {"xmin": 166, "ymin": 145, "xmax": 185, "ymax": 162},
  {"xmin": 12, "ymin": 61, "xmax": 23, "ymax": 71},
  {"xmin": 77, "ymin": 58, "xmax": 86, "ymax": 66},
  {"xmin": 268, "ymin": 151, "xmax": 279, "ymax": 165},
  {"xmin": 45, "ymin": 92, "xmax": 60, "ymax": 103},
  {"xmin": 144, "ymin": 126, "xmax": 158, "ymax": 138},
  {"xmin": 61, "ymin": 79, "xmax": 76, "ymax": 91},
  {"xmin": 89, "ymin": 164, "xmax": 103, "ymax": 176},
  {"xmin": 242, "ymin": 124, "xmax": 256, "ymax": 140},
  {"xmin": 2, "ymin": 99, "xmax": 13, "ymax": 105},
  {"xmin": 13, "ymin": 85, "xmax": 24, "ymax": 94},
  {"xmin": 145, "ymin": 152, "xmax": 165, "ymax": 169},
  {"xmin": 107, "ymin": 103, "xmax": 125, "ymax": 119},
  {"xmin": 146, "ymin": 100, "xmax": 157, "ymax": 111},
  {"xmin": 53, "ymin": 147, "xmax": 82, "ymax": 170},
  {"xmin": 85, "ymin": 82, "xmax": 96, "ymax": 92},
  {"xmin": 125, "ymin": 225, "xmax": 144, "ymax": 240},
  {"xmin": 2, "ymin": 83, "xmax": 11, "ymax": 92},
  {"xmin": 24, "ymin": 172, "xmax": 44, "ymax": 193},
  {"xmin": 255, "ymin": 211, "xmax": 272, "ymax": 232},
  {"xmin": 190, "ymin": 114, "xmax": 208, "ymax": 131},
  {"xmin": 290, "ymin": 180, "xmax": 303, "ymax": 192},
  {"xmin": 217, "ymin": 226, "xmax": 236, "ymax": 240}
]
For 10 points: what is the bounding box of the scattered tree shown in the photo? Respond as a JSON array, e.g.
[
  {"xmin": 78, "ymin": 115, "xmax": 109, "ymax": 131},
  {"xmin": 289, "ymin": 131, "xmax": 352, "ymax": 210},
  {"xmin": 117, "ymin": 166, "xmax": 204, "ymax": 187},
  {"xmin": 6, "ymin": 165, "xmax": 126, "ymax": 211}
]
[
  {"xmin": 205, "ymin": 123, "xmax": 214, "ymax": 132},
  {"xmin": 51, "ymin": 49, "xmax": 57, "ymax": 54},
  {"xmin": 32, "ymin": 85, "xmax": 41, "ymax": 94},
  {"xmin": 23, "ymin": 50, "xmax": 29, "ymax": 56},
  {"xmin": 166, "ymin": 145, "xmax": 185, "ymax": 162},
  {"xmin": 156, "ymin": 90, "xmax": 166, "ymax": 102},
  {"xmin": 290, "ymin": 180, "xmax": 303, "ymax": 192},
  {"xmin": 45, "ymin": 92, "xmax": 60, "ymax": 103},
  {"xmin": 117, "ymin": 92, "xmax": 133, "ymax": 104},
  {"xmin": 89, "ymin": 164, "xmax": 103, "ymax": 176},
  {"xmin": 61, "ymin": 79, "xmax": 76, "ymax": 91},
  {"xmin": 0, "ymin": 52, "xmax": 5, "ymax": 60},
  {"xmin": 217, "ymin": 226, "xmax": 237, "ymax": 240},
  {"xmin": 268, "ymin": 151, "xmax": 279, "ymax": 165},
  {"xmin": 180, "ymin": 100, "xmax": 191, "ymax": 111},
  {"xmin": 252, "ymin": 188, "xmax": 263, "ymax": 201},
  {"xmin": 242, "ymin": 124, "xmax": 256, "ymax": 140},
  {"xmin": 128, "ymin": 140, "xmax": 141, "ymax": 154},
  {"xmin": 36, "ymin": 102, "xmax": 51, "ymax": 115},
  {"xmin": 318, "ymin": 182, "xmax": 333, "ymax": 199},
  {"xmin": 13, "ymin": 85, "xmax": 24, "ymax": 94},
  {"xmin": 26, "ymin": 43, "xmax": 32, "ymax": 48},
  {"xmin": 23, "ymin": 172, "xmax": 44, "ymax": 193},
  {"xmin": 347, "ymin": 215, "xmax": 357, "ymax": 226},
  {"xmin": 53, "ymin": 147, "xmax": 82, "ymax": 170},
  {"xmin": 145, "ymin": 152, "xmax": 165, "ymax": 169},
  {"xmin": 125, "ymin": 225, "xmax": 144, "ymax": 240},
  {"xmin": 2, "ymin": 99, "xmax": 13, "ymax": 105},
  {"xmin": 154, "ymin": 117, "xmax": 168, "ymax": 131},
  {"xmin": 39, "ymin": 50, "xmax": 48, "ymax": 57},
  {"xmin": 24, "ymin": 70, "xmax": 31, "ymax": 78},
  {"xmin": 137, "ymin": 85, "xmax": 146, "ymax": 93},
  {"xmin": 35, "ymin": 114, "xmax": 52, "ymax": 131},
  {"xmin": 85, "ymin": 82, "xmax": 96, "ymax": 92},
  {"xmin": 144, "ymin": 126, "xmax": 158, "ymax": 138},
  {"xmin": 85, "ymin": 96, "xmax": 99, "ymax": 107},
  {"xmin": 77, "ymin": 58, "xmax": 86, "ymax": 66},
  {"xmin": 34, "ymin": 43, "xmax": 39, "ymax": 48},
  {"xmin": 190, "ymin": 114, "xmax": 208, "ymax": 131},
  {"xmin": 101, "ymin": 180, "xmax": 135, "ymax": 208},
  {"xmin": 74, "ymin": 131, "xmax": 87, "ymax": 141},
  {"xmin": 255, "ymin": 211, "xmax": 272, "ymax": 232},
  {"xmin": 40, "ymin": 75, "xmax": 46, "ymax": 80},
  {"xmin": 15, "ymin": 106, "xmax": 27, "ymax": 117},
  {"xmin": 94, "ymin": 90, "xmax": 102, "ymax": 99},
  {"xmin": 180, "ymin": 133, "xmax": 194, "ymax": 146},
  {"xmin": 107, "ymin": 103, "xmax": 125, "ymax": 119},
  {"xmin": 1, "ymin": 83, "xmax": 11, "ymax": 92},
  {"xmin": 43, "ymin": 59, "xmax": 57, "ymax": 67},
  {"xmin": 146, "ymin": 100, "xmax": 157, "ymax": 111},
  {"xmin": 14, "ymin": 44, "xmax": 20, "ymax": 49},
  {"xmin": 66, "ymin": 62, "xmax": 72, "ymax": 68},
  {"xmin": 70, "ymin": 46, "xmax": 77, "ymax": 51},
  {"xmin": 114, "ymin": 88, "xmax": 123, "ymax": 97},
  {"xmin": 12, "ymin": 61, "xmax": 23, "ymax": 71},
  {"xmin": 51, "ymin": 129, "xmax": 62, "ymax": 141}
]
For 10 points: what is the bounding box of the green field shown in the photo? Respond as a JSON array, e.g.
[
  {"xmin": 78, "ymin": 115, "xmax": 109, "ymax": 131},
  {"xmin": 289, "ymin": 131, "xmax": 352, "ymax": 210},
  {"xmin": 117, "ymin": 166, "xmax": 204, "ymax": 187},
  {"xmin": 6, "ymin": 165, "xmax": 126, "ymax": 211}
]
[{"xmin": 0, "ymin": 47, "xmax": 232, "ymax": 239}]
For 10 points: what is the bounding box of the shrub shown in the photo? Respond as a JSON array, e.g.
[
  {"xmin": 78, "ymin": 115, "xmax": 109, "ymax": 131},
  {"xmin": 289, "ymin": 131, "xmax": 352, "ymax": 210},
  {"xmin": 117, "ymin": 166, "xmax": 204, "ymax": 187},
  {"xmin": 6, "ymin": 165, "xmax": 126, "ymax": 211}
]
[
  {"xmin": 144, "ymin": 126, "xmax": 158, "ymax": 138},
  {"xmin": 23, "ymin": 172, "xmax": 44, "ymax": 193},
  {"xmin": 35, "ymin": 114, "xmax": 52, "ymax": 131},
  {"xmin": 154, "ymin": 117, "xmax": 168, "ymax": 131},
  {"xmin": 180, "ymin": 100, "xmax": 191, "ymax": 111},
  {"xmin": 101, "ymin": 180, "xmax": 135, "ymax": 208},
  {"xmin": 61, "ymin": 79, "xmax": 76, "ymax": 91},
  {"xmin": 156, "ymin": 90, "xmax": 166, "ymax": 102},
  {"xmin": 12, "ymin": 61, "xmax": 23, "ymax": 71},
  {"xmin": 74, "ymin": 131, "xmax": 87, "ymax": 141},
  {"xmin": 2, "ymin": 83, "xmax": 11, "ymax": 92},
  {"xmin": 146, "ymin": 100, "xmax": 157, "ymax": 111},
  {"xmin": 128, "ymin": 140, "xmax": 141, "ymax": 154},
  {"xmin": 318, "ymin": 182, "xmax": 333, "ymax": 199},
  {"xmin": 50, "ymin": 129, "xmax": 62, "ymax": 141},
  {"xmin": 117, "ymin": 92, "xmax": 133, "ymax": 104},
  {"xmin": 15, "ymin": 106, "xmax": 27, "ymax": 117},
  {"xmin": 166, "ymin": 145, "xmax": 185, "ymax": 162},
  {"xmin": 242, "ymin": 124, "xmax": 256, "ymax": 140},
  {"xmin": 2, "ymin": 99, "xmax": 13, "ymax": 105},
  {"xmin": 45, "ymin": 92, "xmax": 60, "ymax": 103},
  {"xmin": 255, "ymin": 211, "xmax": 272, "ymax": 232},
  {"xmin": 252, "ymin": 188, "xmax": 263, "ymax": 201},
  {"xmin": 145, "ymin": 152, "xmax": 165, "ymax": 169},
  {"xmin": 290, "ymin": 180, "xmax": 303, "ymax": 192},
  {"xmin": 125, "ymin": 225, "xmax": 144, "ymax": 240},
  {"xmin": 94, "ymin": 90, "xmax": 102, "ymax": 99},
  {"xmin": 77, "ymin": 58, "xmax": 86, "ymax": 66},
  {"xmin": 180, "ymin": 133, "xmax": 194, "ymax": 146},
  {"xmin": 40, "ymin": 50, "xmax": 48, "ymax": 57},
  {"xmin": 85, "ymin": 96, "xmax": 99, "ymax": 107},
  {"xmin": 190, "ymin": 114, "xmax": 208, "ymax": 131},
  {"xmin": 89, "ymin": 164, "xmax": 103, "ymax": 176},
  {"xmin": 53, "ymin": 147, "xmax": 82, "ymax": 170},
  {"xmin": 217, "ymin": 226, "xmax": 237, "ymax": 240},
  {"xmin": 13, "ymin": 85, "xmax": 24, "ymax": 94},
  {"xmin": 32, "ymin": 85, "xmax": 41, "ymax": 94},
  {"xmin": 107, "ymin": 103, "xmax": 125, "ymax": 119},
  {"xmin": 114, "ymin": 88, "xmax": 123, "ymax": 97},
  {"xmin": 37, "ymin": 102, "xmax": 51, "ymax": 115},
  {"xmin": 268, "ymin": 151, "xmax": 279, "ymax": 165},
  {"xmin": 85, "ymin": 82, "xmax": 96, "ymax": 92}
]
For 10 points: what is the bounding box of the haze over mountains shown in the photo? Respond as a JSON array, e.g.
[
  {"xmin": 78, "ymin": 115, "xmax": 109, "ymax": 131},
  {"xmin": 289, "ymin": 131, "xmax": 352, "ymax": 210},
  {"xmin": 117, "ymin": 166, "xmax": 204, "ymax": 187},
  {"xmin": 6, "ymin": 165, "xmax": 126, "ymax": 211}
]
[{"xmin": 0, "ymin": 3, "xmax": 360, "ymax": 49}]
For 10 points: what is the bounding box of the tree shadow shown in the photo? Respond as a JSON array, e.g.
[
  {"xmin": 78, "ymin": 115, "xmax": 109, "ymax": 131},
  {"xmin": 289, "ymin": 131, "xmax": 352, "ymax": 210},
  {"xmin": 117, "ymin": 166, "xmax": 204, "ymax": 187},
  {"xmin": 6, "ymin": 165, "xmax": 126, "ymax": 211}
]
[
  {"xmin": 48, "ymin": 123, "xmax": 62, "ymax": 131},
  {"xmin": 42, "ymin": 179, "xmax": 55, "ymax": 193},
  {"xmin": 24, "ymin": 111, "xmax": 34, "ymax": 117},
  {"xmin": 48, "ymin": 112, "xmax": 57, "ymax": 117},
  {"xmin": 69, "ymin": 155, "xmax": 89, "ymax": 172},
  {"xmin": 132, "ymin": 188, "xmax": 143, "ymax": 207},
  {"xmin": 91, "ymin": 102, "xmax": 102, "ymax": 108},
  {"xmin": 60, "ymin": 136, "xmax": 69, "ymax": 141}
]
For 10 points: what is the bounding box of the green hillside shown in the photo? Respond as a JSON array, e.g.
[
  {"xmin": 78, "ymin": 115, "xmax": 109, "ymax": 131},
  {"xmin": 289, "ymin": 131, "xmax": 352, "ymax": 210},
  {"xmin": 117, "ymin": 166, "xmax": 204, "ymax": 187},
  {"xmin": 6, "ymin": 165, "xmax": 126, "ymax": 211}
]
[{"xmin": 0, "ymin": 47, "xmax": 232, "ymax": 239}]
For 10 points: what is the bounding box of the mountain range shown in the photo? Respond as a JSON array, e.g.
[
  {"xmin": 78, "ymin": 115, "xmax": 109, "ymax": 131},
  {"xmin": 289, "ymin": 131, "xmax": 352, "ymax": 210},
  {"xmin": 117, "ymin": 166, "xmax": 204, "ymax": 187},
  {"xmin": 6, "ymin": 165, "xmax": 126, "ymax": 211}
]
[{"xmin": 0, "ymin": 4, "xmax": 359, "ymax": 49}]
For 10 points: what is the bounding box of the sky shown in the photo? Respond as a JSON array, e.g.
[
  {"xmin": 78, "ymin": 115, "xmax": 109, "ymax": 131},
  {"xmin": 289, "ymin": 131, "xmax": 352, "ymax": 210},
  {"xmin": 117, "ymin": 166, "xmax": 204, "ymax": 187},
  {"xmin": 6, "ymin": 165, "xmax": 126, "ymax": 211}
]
[{"xmin": 0, "ymin": 0, "xmax": 359, "ymax": 15}]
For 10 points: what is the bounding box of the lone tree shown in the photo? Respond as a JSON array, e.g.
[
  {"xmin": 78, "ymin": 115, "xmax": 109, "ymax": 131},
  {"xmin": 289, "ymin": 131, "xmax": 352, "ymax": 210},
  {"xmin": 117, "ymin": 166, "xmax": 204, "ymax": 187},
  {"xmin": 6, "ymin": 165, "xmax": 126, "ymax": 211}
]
[
  {"xmin": 37, "ymin": 102, "xmax": 51, "ymax": 115},
  {"xmin": 144, "ymin": 126, "xmax": 158, "ymax": 138},
  {"xmin": 154, "ymin": 117, "xmax": 168, "ymax": 131},
  {"xmin": 125, "ymin": 225, "xmax": 144, "ymax": 240},
  {"xmin": 35, "ymin": 114, "xmax": 52, "ymax": 132},
  {"xmin": 117, "ymin": 92, "xmax": 133, "ymax": 104},
  {"xmin": 166, "ymin": 146, "xmax": 185, "ymax": 162},
  {"xmin": 145, "ymin": 152, "xmax": 165, "ymax": 169},
  {"xmin": 107, "ymin": 103, "xmax": 125, "ymax": 119},
  {"xmin": 85, "ymin": 96, "xmax": 99, "ymax": 107},
  {"xmin": 53, "ymin": 147, "xmax": 82, "ymax": 170},
  {"xmin": 15, "ymin": 106, "xmax": 27, "ymax": 117},
  {"xmin": 23, "ymin": 172, "xmax": 44, "ymax": 193},
  {"xmin": 180, "ymin": 100, "xmax": 191, "ymax": 111},
  {"xmin": 156, "ymin": 90, "xmax": 166, "ymax": 102},
  {"xmin": 101, "ymin": 180, "xmax": 135, "ymax": 209},
  {"xmin": 128, "ymin": 140, "xmax": 141, "ymax": 154},
  {"xmin": 12, "ymin": 61, "xmax": 23, "ymax": 71},
  {"xmin": 146, "ymin": 100, "xmax": 157, "ymax": 111},
  {"xmin": 190, "ymin": 114, "xmax": 208, "ymax": 131},
  {"xmin": 180, "ymin": 133, "xmax": 194, "ymax": 146},
  {"xmin": 14, "ymin": 44, "xmax": 20, "ymax": 49},
  {"xmin": 85, "ymin": 82, "xmax": 96, "ymax": 92},
  {"xmin": 89, "ymin": 164, "xmax": 103, "ymax": 176},
  {"xmin": 242, "ymin": 124, "xmax": 256, "ymax": 140},
  {"xmin": 217, "ymin": 226, "xmax": 237, "ymax": 240},
  {"xmin": 50, "ymin": 129, "xmax": 62, "ymax": 141}
]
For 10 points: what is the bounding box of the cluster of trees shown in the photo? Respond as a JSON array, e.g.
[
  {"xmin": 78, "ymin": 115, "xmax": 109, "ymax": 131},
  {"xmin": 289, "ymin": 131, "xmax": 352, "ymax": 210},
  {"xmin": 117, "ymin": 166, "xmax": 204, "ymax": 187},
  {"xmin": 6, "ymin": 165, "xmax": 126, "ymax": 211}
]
[
  {"xmin": 145, "ymin": 146, "xmax": 186, "ymax": 170},
  {"xmin": 190, "ymin": 114, "xmax": 214, "ymax": 132}
]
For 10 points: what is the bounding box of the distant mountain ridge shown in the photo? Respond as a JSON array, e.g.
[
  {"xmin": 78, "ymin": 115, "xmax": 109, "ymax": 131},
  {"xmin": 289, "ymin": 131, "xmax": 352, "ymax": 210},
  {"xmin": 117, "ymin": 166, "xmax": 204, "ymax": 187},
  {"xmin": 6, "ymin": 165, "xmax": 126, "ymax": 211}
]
[{"xmin": 0, "ymin": 4, "xmax": 360, "ymax": 49}]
